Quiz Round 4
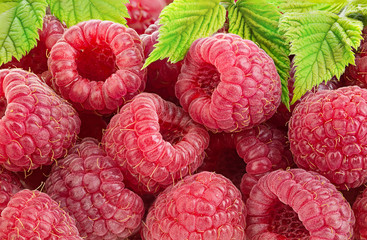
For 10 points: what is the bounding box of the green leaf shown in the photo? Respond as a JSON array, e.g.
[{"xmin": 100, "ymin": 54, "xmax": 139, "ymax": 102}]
[
  {"xmin": 346, "ymin": 1, "xmax": 367, "ymax": 24},
  {"xmin": 279, "ymin": 0, "xmax": 347, "ymax": 14},
  {"xmin": 144, "ymin": 0, "xmax": 226, "ymax": 67},
  {"xmin": 279, "ymin": 11, "xmax": 363, "ymax": 104},
  {"xmin": 228, "ymin": 0, "xmax": 291, "ymax": 109},
  {"xmin": 47, "ymin": 0, "xmax": 129, "ymax": 27},
  {"xmin": 0, "ymin": 0, "xmax": 47, "ymax": 65}
]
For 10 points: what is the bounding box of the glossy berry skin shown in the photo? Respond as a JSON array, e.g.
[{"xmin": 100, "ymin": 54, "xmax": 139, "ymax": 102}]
[
  {"xmin": 0, "ymin": 189, "xmax": 82, "ymax": 239},
  {"xmin": 0, "ymin": 69, "xmax": 81, "ymax": 172},
  {"xmin": 102, "ymin": 92, "xmax": 210, "ymax": 194},
  {"xmin": 288, "ymin": 86, "xmax": 367, "ymax": 189},
  {"xmin": 0, "ymin": 167, "xmax": 22, "ymax": 213},
  {"xmin": 48, "ymin": 20, "xmax": 146, "ymax": 115},
  {"xmin": 126, "ymin": 0, "xmax": 166, "ymax": 34},
  {"xmin": 175, "ymin": 33, "xmax": 281, "ymax": 132},
  {"xmin": 45, "ymin": 138, "xmax": 145, "ymax": 239},
  {"xmin": 246, "ymin": 169, "xmax": 355, "ymax": 240},
  {"xmin": 142, "ymin": 171, "xmax": 246, "ymax": 240},
  {"xmin": 352, "ymin": 187, "xmax": 367, "ymax": 239}
]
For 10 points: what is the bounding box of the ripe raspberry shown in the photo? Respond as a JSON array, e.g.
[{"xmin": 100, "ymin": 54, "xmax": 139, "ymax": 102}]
[
  {"xmin": 126, "ymin": 0, "xmax": 166, "ymax": 34},
  {"xmin": 102, "ymin": 92, "xmax": 210, "ymax": 194},
  {"xmin": 0, "ymin": 167, "xmax": 22, "ymax": 213},
  {"xmin": 235, "ymin": 122, "xmax": 294, "ymax": 200},
  {"xmin": 0, "ymin": 189, "xmax": 82, "ymax": 239},
  {"xmin": 352, "ymin": 187, "xmax": 367, "ymax": 239},
  {"xmin": 45, "ymin": 138, "xmax": 145, "ymax": 239},
  {"xmin": 0, "ymin": 69, "xmax": 81, "ymax": 172},
  {"xmin": 175, "ymin": 33, "xmax": 281, "ymax": 132},
  {"xmin": 1, "ymin": 15, "xmax": 65, "ymax": 74},
  {"xmin": 288, "ymin": 86, "xmax": 367, "ymax": 189},
  {"xmin": 142, "ymin": 171, "xmax": 246, "ymax": 240},
  {"xmin": 246, "ymin": 168, "xmax": 355, "ymax": 239},
  {"xmin": 197, "ymin": 132, "xmax": 245, "ymax": 188},
  {"xmin": 48, "ymin": 20, "xmax": 146, "ymax": 115},
  {"xmin": 141, "ymin": 22, "xmax": 183, "ymax": 105},
  {"xmin": 341, "ymin": 26, "xmax": 367, "ymax": 88}
]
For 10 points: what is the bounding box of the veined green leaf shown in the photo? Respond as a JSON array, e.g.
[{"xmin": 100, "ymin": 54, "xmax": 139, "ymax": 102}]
[
  {"xmin": 346, "ymin": 2, "xmax": 367, "ymax": 24},
  {"xmin": 228, "ymin": 0, "xmax": 291, "ymax": 109},
  {"xmin": 47, "ymin": 0, "xmax": 129, "ymax": 27},
  {"xmin": 0, "ymin": 0, "xmax": 47, "ymax": 65},
  {"xmin": 144, "ymin": 0, "xmax": 226, "ymax": 67},
  {"xmin": 279, "ymin": 0, "xmax": 347, "ymax": 14},
  {"xmin": 279, "ymin": 11, "xmax": 363, "ymax": 103}
]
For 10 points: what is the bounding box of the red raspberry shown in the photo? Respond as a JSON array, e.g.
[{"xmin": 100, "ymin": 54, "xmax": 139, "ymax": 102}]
[
  {"xmin": 352, "ymin": 187, "xmax": 367, "ymax": 239},
  {"xmin": 126, "ymin": 0, "xmax": 166, "ymax": 34},
  {"xmin": 102, "ymin": 92, "xmax": 210, "ymax": 194},
  {"xmin": 45, "ymin": 138, "xmax": 145, "ymax": 239},
  {"xmin": 0, "ymin": 69, "xmax": 80, "ymax": 172},
  {"xmin": 288, "ymin": 86, "xmax": 367, "ymax": 189},
  {"xmin": 341, "ymin": 26, "xmax": 367, "ymax": 88},
  {"xmin": 175, "ymin": 33, "xmax": 281, "ymax": 132},
  {"xmin": 0, "ymin": 189, "xmax": 82, "ymax": 239},
  {"xmin": 48, "ymin": 20, "xmax": 146, "ymax": 115},
  {"xmin": 0, "ymin": 167, "xmax": 22, "ymax": 213},
  {"xmin": 141, "ymin": 22, "xmax": 183, "ymax": 105},
  {"xmin": 1, "ymin": 15, "xmax": 65, "ymax": 74},
  {"xmin": 142, "ymin": 171, "xmax": 246, "ymax": 240},
  {"xmin": 246, "ymin": 169, "xmax": 355, "ymax": 239}
]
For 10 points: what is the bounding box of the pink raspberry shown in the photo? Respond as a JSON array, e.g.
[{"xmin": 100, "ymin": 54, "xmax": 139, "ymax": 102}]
[
  {"xmin": 0, "ymin": 189, "xmax": 82, "ymax": 239},
  {"xmin": 352, "ymin": 187, "xmax": 367, "ymax": 239},
  {"xmin": 0, "ymin": 167, "xmax": 22, "ymax": 213},
  {"xmin": 48, "ymin": 20, "xmax": 146, "ymax": 115},
  {"xmin": 126, "ymin": 0, "xmax": 166, "ymax": 34},
  {"xmin": 141, "ymin": 22, "xmax": 183, "ymax": 105},
  {"xmin": 142, "ymin": 171, "xmax": 246, "ymax": 240},
  {"xmin": 246, "ymin": 168, "xmax": 355, "ymax": 239},
  {"xmin": 45, "ymin": 138, "xmax": 145, "ymax": 239},
  {"xmin": 1, "ymin": 15, "xmax": 65, "ymax": 74},
  {"xmin": 0, "ymin": 69, "xmax": 80, "ymax": 172},
  {"xmin": 102, "ymin": 92, "xmax": 210, "ymax": 194},
  {"xmin": 175, "ymin": 33, "xmax": 281, "ymax": 132},
  {"xmin": 288, "ymin": 86, "xmax": 367, "ymax": 189}
]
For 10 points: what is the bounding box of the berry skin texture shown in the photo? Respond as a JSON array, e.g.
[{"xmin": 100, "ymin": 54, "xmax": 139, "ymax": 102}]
[
  {"xmin": 102, "ymin": 92, "xmax": 210, "ymax": 194},
  {"xmin": 142, "ymin": 171, "xmax": 246, "ymax": 240},
  {"xmin": 246, "ymin": 168, "xmax": 355, "ymax": 240},
  {"xmin": 288, "ymin": 86, "xmax": 367, "ymax": 189},
  {"xmin": 0, "ymin": 189, "xmax": 82, "ymax": 239},
  {"xmin": 48, "ymin": 20, "xmax": 146, "ymax": 115},
  {"xmin": 175, "ymin": 33, "xmax": 281, "ymax": 132},
  {"xmin": 0, "ymin": 167, "xmax": 22, "ymax": 213},
  {"xmin": 45, "ymin": 138, "xmax": 145, "ymax": 240},
  {"xmin": 0, "ymin": 69, "xmax": 81, "ymax": 172},
  {"xmin": 353, "ymin": 187, "xmax": 367, "ymax": 239}
]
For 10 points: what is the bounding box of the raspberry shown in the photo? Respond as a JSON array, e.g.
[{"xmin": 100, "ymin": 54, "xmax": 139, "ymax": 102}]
[
  {"xmin": 1, "ymin": 15, "xmax": 65, "ymax": 75},
  {"xmin": 102, "ymin": 92, "xmax": 210, "ymax": 194},
  {"xmin": 0, "ymin": 167, "xmax": 22, "ymax": 213},
  {"xmin": 235, "ymin": 122, "xmax": 294, "ymax": 200},
  {"xmin": 175, "ymin": 33, "xmax": 281, "ymax": 132},
  {"xmin": 142, "ymin": 171, "xmax": 246, "ymax": 240},
  {"xmin": 352, "ymin": 187, "xmax": 367, "ymax": 239},
  {"xmin": 0, "ymin": 69, "xmax": 81, "ymax": 172},
  {"xmin": 288, "ymin": 86, "xmax": 367, "ymax": 189},
  {"xmin": 141, "ymin": 22, "xmax": 183, "ymax": 105},
  {"xmin": 45, "ymin": 138, "xmax": 145, "ymax": 239},
  {"xmin": 126, "ymin": 0, "xmax": 166, "ymax": 34},
  {"xmin": 48, "ymin": 20, "xmax": 146, "ymax": 115},
  {"xmin": 0, "ymin": 189, "xmax": 82, "ymax": 239},
  {"xmin": 246, "ymin": 169, "xmax": 355, "ymax": 239},
  {"xmin": 341, "ymin": 26, "xmax": 367, "ymax": 88}
]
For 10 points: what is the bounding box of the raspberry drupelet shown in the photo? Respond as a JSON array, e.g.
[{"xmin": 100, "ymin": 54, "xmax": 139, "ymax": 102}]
[
  {"xmin": 45, "ymin": 138, "xmax": 145, "ymax": 239},
  {"xmin": 0, "ymin": 167, "xmax": 22, "ymax": 214},
  {"xmin": 0, "ymin": 69, "xmax": 81, "ymax": 172},
  {"xmin": 0, "ymin": 189, "xmax": 82, "ymax": 239},
  {"xmin": 246, "ymin": 169, "xmax": 355, "ymax": 240},
  {"xmin": 48, "ymin": 20, "xmax": 146, "ymax": 115},
  {"xmin": 142, "ymin": 171, "xmax": 246, "ymax": 240},
  {"xmin": 102, "ymin": 92, "xmax": 210, "ymax": 194},
  {"xmin": 352, "ymin": 187, "xmax": 367, "ymax": 239},
  {"xmin": 175, "ymin": 33, "xmax": 281, "ymax": 132}
]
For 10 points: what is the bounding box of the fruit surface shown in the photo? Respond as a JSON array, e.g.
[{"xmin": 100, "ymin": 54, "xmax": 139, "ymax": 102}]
[
  {"xmin": 353, "ymin": 187, "xmax": 367, "ymax": 239},
  {"xmin": 0, "ymin": 167, "xmax": 22, "ymax": 213}
]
